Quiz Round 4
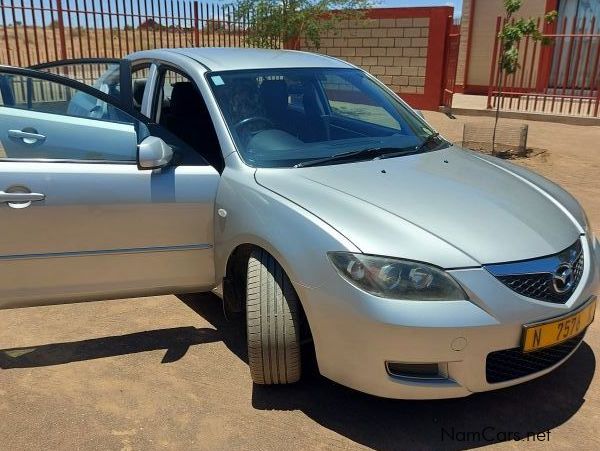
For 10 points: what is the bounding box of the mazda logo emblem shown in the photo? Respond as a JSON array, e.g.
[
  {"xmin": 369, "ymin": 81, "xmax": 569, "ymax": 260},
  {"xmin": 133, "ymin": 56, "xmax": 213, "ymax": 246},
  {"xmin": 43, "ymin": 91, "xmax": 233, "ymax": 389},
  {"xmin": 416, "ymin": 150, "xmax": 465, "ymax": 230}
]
[{"xmin": 552, "ymin": 263, "xmax": 574, "ymax": 294}]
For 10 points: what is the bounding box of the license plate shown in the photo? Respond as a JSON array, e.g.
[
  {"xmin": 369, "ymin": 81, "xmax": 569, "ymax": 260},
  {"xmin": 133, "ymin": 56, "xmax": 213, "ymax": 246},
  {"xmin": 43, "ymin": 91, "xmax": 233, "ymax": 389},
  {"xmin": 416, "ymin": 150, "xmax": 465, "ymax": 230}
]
[{"xmin": 522, "ymin": 297, "xmax": 596, "ymax": 352}]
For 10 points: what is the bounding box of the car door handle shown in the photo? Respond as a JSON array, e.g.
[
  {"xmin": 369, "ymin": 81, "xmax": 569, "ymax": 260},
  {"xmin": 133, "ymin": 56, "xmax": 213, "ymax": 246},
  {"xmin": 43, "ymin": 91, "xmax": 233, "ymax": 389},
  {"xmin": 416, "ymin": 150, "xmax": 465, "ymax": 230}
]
[
  {"xmin": 8, "ymin": 129, "xmax": 46, "ymax": 144},
  {"xmin": 0, "ymin": 191, "xmax": 45, "ymax": 203}
]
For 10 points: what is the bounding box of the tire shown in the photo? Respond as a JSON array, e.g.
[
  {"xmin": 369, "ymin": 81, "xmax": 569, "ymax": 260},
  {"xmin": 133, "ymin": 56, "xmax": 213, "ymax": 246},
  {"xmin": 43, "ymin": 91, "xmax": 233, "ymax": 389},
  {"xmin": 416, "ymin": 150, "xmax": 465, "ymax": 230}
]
[{"xmin": 246, "ymin": 249, "xmax": 301, "ymax": 384}]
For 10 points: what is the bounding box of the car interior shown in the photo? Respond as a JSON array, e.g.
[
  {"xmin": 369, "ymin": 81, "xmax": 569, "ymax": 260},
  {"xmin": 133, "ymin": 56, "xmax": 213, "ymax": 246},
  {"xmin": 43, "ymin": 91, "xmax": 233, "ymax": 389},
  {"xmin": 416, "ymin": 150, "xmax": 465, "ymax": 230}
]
[
  {"xmin": 155, "ymin": 70, "xmax": 224, "ymax": 172},
  {"xmin": 259, "ymin": 79, "xmax": 332, "ymax": 143},
  {"xmin": 210, "ymin": 72, "xmax": 409, "ymax": 154}
]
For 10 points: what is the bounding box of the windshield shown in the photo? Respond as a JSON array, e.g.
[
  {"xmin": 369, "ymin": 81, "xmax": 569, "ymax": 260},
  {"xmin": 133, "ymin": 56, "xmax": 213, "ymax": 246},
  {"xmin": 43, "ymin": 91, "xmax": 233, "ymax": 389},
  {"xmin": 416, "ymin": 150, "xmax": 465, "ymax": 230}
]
[{"xmin": 208, "ymin": 68, "xmax": 446, "ymax": 168}]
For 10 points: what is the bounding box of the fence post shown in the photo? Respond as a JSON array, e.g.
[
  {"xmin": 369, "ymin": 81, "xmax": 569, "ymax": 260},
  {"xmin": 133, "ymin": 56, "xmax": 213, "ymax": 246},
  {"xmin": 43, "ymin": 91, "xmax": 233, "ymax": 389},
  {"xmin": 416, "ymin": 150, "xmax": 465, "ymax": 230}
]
[
  {"xmin": 193, "ymin": 1, "xmax": 200, "ymax": 47},
  {"xmin": 55, "ymin": 0, "xmax": 68, "ymax": 60},
  {"xmin": 536, "ymin": 9, "xmax": 558, "ymax": 92}
]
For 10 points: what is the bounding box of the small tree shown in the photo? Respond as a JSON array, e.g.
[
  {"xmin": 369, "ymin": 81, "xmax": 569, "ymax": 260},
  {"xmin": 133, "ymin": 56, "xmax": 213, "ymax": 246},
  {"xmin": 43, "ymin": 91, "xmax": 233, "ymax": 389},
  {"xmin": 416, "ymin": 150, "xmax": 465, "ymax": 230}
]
[
  {"xmin": 234, "ymin": 0, "xmax": 374, "ymax": 49},
  {"xmin": 492, "ymin": 0, "xmax": 557, "ymax": 153}
]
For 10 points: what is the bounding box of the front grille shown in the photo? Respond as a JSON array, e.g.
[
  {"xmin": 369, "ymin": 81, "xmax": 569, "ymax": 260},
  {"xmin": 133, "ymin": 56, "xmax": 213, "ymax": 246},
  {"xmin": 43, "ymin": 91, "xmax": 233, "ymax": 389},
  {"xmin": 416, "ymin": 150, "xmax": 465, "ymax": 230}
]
[
  {"xmin": 486, "ymin": 331, "xmax": 585, "ymax": 383},
  {"xmin": 573, "ymin": 250, "xmax": 584, "ymax": 282},
  {"xmin": 486, "ymin": 240, "xmax": 584, "ymax": 304}
]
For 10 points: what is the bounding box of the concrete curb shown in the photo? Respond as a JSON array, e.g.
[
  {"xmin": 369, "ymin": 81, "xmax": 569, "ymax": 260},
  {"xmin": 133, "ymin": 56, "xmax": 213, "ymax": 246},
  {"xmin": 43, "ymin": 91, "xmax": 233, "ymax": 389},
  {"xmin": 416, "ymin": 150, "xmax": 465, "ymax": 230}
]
[{"xmin": 442, "ymin": 107, "xmax": 600, "ymax": 126}]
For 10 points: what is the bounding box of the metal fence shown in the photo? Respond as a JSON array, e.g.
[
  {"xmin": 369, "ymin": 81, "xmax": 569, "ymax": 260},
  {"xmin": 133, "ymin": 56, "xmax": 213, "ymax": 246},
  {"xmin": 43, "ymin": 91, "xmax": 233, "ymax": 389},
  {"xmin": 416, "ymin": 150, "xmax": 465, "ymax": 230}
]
[
  {"xmin": 441, "ymin": 21, "xmax": 460, "ymax": 110},
  {"xmin": 0, "ymin": 0, "xmax": 272, "ymax": 68},
  {"xmin": 487, "ymin": 15, "xmax": 600, "ymax": 117}
]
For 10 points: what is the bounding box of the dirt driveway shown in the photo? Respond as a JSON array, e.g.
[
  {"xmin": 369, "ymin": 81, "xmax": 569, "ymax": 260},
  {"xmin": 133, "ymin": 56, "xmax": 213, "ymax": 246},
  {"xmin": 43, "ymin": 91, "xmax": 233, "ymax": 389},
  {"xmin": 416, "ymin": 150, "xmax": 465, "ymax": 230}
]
[{"xmin": 1, "ymin": 112, "xmax": 599, "ymax": 450}]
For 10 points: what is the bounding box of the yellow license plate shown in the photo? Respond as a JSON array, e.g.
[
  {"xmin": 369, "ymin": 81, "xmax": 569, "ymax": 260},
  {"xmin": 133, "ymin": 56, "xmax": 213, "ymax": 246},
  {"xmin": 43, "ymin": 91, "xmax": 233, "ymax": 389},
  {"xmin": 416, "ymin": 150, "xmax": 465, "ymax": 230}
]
[{"xmin": 522, "ymin": 297, "xmax": 596, "ymax": 352}]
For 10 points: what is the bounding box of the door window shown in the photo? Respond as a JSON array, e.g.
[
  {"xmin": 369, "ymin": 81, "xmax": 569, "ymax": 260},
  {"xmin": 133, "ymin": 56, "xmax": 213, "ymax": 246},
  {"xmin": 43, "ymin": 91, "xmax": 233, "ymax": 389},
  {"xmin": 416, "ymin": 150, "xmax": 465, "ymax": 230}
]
[
  {"xmin": 31, "ymin": 60, "xmax": 131, "ymax": 107},
  {"xmin": 0, "ymin": 72, "xmax": 134, "ymax": 122},
  {"xmin": 0, "ymin": 70, "xmax": 145, "ymax": 162}
]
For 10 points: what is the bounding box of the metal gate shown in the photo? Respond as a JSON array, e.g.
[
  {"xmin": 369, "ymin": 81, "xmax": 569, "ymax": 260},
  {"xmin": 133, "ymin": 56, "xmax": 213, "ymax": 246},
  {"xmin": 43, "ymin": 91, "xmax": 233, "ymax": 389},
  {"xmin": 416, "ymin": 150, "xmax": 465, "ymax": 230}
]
[
  {"xmin": 441, "ymin": 21, "xmax": 461, "ymax": 110},
  {"xmin": 487, "ymin": 15, "xmax": 600, "ymax": 117}
]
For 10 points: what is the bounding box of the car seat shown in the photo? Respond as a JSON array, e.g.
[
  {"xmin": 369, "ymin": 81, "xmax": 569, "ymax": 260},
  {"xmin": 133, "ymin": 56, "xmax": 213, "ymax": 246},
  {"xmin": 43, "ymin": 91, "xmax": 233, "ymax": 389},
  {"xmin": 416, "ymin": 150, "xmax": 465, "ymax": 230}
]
[{"xmin": 165, "ymin": 81, "xmax": 223, "ymax": 171}]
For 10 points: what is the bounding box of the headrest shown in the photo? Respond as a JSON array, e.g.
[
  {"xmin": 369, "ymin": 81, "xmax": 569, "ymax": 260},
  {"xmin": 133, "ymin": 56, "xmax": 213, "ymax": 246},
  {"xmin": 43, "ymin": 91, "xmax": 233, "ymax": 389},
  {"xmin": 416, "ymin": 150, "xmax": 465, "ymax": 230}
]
[
  {"xmin": 259, "ymin": 79, "xmax": 288, "ymax": 114},
  {"xmin": 170, "ymin": 81, "xmax": 204, "ymax": 115}
]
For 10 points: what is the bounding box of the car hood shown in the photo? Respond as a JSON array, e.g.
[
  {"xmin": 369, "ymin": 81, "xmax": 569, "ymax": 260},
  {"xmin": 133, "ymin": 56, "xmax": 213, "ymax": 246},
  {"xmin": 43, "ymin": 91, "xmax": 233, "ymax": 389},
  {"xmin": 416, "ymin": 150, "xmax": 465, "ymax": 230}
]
[{"xmin": 255, "ymin": 146, "xmax": 583, "ymax": 267}]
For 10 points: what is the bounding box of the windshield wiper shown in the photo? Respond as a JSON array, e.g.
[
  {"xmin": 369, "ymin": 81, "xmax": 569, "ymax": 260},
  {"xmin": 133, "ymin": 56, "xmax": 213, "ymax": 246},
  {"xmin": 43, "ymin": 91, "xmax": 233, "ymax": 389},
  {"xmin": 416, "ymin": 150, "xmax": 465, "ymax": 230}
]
[
  {"xmin": 294, "ymin": 147, "xmax": 408, "ymax": 168},
  {"xmin": 294, "ymin": 134, "xmax": 445, "ymax": 168},
  {"xmin": 414, "ymin": 132, "xmax": 441, "ymax": 153},
  {"xmin": 378, "ymin": 134, "xmax": 446, "ymax": 161}
]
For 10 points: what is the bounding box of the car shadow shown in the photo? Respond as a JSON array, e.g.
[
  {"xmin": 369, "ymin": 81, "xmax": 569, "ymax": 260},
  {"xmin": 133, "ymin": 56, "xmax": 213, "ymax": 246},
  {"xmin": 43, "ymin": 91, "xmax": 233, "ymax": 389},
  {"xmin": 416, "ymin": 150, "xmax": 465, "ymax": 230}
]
[
  {"xmin": 181, "ymin": 292, "xmax": 596, "ymax": 450},
  {"xmin": 0, "ymin": 326, "xmax": 220, "ymax": 368}
]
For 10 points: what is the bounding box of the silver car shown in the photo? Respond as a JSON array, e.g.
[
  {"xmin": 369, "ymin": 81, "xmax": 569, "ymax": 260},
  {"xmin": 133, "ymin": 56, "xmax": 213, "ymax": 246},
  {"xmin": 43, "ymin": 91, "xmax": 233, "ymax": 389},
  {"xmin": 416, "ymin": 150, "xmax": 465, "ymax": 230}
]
[{"xmin": 0, "ymin": 48, "xmax": 598, "ymax": 399}]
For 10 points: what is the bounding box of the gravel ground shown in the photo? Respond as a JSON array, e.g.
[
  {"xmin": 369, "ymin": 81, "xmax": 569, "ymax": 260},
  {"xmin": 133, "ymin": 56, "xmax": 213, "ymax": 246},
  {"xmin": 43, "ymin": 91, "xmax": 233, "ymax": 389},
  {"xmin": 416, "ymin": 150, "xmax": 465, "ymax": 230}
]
[{"xmin": 0, "ymin": 112, "xmax": 598, "ymax": 450}]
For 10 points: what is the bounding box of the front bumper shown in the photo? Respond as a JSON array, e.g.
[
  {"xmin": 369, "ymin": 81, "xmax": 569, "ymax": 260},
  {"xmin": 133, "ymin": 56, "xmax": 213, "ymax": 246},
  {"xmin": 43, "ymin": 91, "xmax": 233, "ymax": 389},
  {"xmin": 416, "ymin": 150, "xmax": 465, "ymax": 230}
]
[{"xmin": 294, "ymin": 236, "xmax": 600, "ymax": 399}]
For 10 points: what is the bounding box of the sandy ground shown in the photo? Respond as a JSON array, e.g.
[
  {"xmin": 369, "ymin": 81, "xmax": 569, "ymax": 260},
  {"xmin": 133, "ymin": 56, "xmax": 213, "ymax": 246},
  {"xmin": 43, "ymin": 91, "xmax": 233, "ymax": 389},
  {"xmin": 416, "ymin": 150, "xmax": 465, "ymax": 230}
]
[{"xmin": 1, "ymin": 112, "xmax": 599, "ymax": 450}]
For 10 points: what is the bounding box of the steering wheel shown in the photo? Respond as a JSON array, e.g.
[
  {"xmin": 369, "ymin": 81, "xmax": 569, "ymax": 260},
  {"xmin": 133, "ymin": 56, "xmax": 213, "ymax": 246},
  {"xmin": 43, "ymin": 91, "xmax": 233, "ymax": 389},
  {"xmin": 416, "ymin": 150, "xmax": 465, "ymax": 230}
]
[{"xmin": 234, "ymin": 116, "xmax": 274, "ymax": 133}]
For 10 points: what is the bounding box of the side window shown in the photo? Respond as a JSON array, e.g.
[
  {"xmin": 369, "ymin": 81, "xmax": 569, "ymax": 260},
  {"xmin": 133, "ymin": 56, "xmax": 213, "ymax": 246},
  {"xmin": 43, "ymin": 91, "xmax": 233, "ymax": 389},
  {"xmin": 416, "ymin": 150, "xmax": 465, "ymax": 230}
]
[
  {"xmin": 320, "ymin": 74, "xmax": 401, "ymax": 130},
  {"xmin": 33, "ymin": 61, "xmax": 126, "ymax": 104},
  {"xmin": 0, "ymin": 72, "xmax": 145, "ymax": 162},
  {"xmin": 153, "ymin": 68, "xmax": 223, "ymax": 170},
  {"xmin": 0, "ymin": 73, "xmax": 133, "ymax": 123}
]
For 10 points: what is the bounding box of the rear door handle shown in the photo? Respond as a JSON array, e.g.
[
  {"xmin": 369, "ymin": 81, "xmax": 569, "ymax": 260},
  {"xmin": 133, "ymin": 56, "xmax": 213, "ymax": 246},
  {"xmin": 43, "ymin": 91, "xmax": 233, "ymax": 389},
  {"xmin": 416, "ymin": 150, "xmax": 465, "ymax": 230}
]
[
  {"xmin": 8, "ymin": 129, "xmax": 46, "ymax": 144},
  {"xmin": 0, "ymin": 191, "xmax": 45, "ymax": 203}
]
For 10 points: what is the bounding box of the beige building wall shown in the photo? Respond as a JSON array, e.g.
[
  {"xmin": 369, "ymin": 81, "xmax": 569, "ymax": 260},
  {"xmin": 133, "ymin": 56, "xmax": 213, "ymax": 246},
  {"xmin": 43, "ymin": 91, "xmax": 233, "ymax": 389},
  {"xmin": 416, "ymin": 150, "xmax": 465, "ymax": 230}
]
[
  {"xmin": 300, "ymin": 17, "xmax": 431, "ymax": 95},
  {"xmin": 457, "ymin": 0, "xmax": 547, "ymax": 91},
  {"xmin": 455, "ymin": 0, "xmax": 472, "ymax": 89}
]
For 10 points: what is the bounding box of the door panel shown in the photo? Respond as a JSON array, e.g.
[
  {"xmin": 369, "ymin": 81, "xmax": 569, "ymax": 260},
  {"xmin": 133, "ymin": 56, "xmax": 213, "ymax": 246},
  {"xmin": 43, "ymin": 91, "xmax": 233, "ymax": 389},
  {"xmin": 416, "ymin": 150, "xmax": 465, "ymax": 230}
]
[
  {"xmin": 0, "ymin": 65, "xmax": 219, "ymax": 309},
  {"xmin": 0, "ymin": 163, "xmax": 218, "ymax": 309},
  {"xmin": 0, "ymin": 107, "xmax": 137, "ymax": 160}
]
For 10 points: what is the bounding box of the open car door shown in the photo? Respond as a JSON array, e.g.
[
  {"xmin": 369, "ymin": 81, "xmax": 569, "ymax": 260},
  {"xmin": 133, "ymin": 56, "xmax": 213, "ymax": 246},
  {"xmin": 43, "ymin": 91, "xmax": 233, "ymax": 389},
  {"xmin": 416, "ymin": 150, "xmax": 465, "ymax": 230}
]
[{"xmin": 0, "ymin": 63, "xmax": 219, "ymax": 309}]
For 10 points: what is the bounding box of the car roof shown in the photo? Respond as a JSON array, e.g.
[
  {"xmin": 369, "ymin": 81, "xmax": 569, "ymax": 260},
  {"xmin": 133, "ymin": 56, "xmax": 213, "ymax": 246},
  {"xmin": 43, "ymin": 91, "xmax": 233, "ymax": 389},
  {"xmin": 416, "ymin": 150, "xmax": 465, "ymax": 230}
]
[{"xmin": 129, "ymin": 47, "xmax": 353, "ymax": 71}]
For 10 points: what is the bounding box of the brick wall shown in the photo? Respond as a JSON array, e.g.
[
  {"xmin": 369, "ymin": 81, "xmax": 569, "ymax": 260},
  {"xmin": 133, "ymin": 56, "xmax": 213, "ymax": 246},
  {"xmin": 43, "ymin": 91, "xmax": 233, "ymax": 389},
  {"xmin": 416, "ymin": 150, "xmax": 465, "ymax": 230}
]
[
  {"xmin": 301, "ymin": 16, "xmax": 430, "ymax": 95},
  {"xmin": 298, "ymin": 7, "xmax": 453, "ymax": 110}
]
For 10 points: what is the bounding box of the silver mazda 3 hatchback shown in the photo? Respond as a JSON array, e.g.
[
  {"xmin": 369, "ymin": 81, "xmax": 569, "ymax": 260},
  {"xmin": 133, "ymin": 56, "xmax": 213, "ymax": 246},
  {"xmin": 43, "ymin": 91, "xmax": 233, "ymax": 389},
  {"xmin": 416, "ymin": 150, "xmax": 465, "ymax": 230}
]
[{"xmin": 0, "ymin": 48, "xmax": 597, "ymax": 399}]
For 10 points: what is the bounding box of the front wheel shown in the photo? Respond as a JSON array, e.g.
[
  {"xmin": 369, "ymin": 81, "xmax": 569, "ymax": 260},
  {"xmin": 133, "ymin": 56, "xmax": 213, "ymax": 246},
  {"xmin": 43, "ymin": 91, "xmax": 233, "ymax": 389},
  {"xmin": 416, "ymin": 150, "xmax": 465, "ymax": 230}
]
[{"xmin": 246, "ymin": 249, "xmax": 301, "ymax": 384}]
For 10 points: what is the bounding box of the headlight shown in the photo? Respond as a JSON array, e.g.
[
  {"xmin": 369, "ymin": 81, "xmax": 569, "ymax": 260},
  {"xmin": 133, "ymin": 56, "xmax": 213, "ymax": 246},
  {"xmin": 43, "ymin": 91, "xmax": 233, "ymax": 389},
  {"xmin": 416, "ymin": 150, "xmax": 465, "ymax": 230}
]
[{"xmin": 328, "ymin": 252, "xmax": 468, "ymax": 301}]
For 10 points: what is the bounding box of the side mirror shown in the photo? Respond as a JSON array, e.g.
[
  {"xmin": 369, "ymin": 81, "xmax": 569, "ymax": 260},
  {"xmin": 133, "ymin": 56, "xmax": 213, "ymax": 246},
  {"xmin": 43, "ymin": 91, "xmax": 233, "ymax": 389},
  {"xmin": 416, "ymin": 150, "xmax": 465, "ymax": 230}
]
[{"xmin": 137, "ymin": 136, "xmax": 173, "ymax": 170}]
